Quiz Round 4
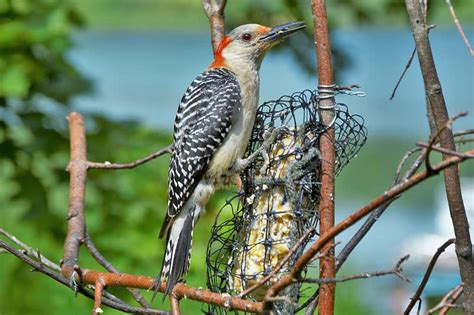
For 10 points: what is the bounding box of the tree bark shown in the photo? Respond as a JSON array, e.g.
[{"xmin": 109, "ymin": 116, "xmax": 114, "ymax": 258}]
[{"xmin": 405, "ymin": 1, "xmax": 474, "ymax": 312}]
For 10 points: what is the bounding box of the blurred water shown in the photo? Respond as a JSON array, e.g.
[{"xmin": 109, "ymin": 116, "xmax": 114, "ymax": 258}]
[{"xmin": 69, "ymin": 28, "xmax": 473, "ymax": 137}]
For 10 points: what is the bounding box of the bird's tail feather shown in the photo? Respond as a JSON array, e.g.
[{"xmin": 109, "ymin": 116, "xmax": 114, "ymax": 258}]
[{"xmin": 153, "ymin": 206, "xmax": 195, "ymax": 300}]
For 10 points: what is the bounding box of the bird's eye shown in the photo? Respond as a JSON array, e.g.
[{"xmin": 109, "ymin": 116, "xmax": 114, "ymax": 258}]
[{"xmin": 241, "ymin": 33, "xmax": 252, "ymax": 41}]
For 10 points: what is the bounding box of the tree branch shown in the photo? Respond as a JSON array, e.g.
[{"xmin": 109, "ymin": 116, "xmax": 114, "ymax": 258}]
[
  {"xmin": 84, "ymin": 232, "xmax": 151, "ymax": 308},
  {"xmin": 404, "ymin": 239, "xmax": 456, "ymax": 314},
  {"xmin": 201, "ymin": 0, "xmax": 227, "ymax": 53},
  {"xmin": 445, "ymin": 0, "xmax": 474, "ymax": 57},
  {"xmin": 429, "ymin": 284, "xmax": 464, "ymax": 314},
  {"xmin": 405, "ymin": 1, "xmax": 474, "ymax": 311},
  {"xmin": 311, "ymin": 0, "xmax": 337, "ymax": 313},
  {"xmin": 87, "ymin": 145, "xmax": 172, "ymax": 170},
  {"xmin": 302, "ymin": 255, "xmax": 411, "ymax": 284}
]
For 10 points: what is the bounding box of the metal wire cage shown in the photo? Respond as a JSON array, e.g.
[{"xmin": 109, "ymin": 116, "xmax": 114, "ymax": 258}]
[{"xmin": 204, "ymin": 89, "xmax": 367, "ymax": 314}]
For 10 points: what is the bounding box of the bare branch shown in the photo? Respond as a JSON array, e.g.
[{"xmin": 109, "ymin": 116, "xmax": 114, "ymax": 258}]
[
  {"xmin": 429, "ymin": 284, "xmax": 464, "ymax": 314},
  {"xmin": 87, "ymin": 145, "xmax": 172, "ymax": 170},
  {"xmin": 311, "ymin": 0, "xmax": 337, "ymax": 312},
  {"xmin": 445, "ymin": 0, "xmax": 474, "ymax": 57},
  {"xmin": 201, "ymin": 0, "xmax": 227, "ymax": 53},
  {"xmin": 62, "ymin": 112, "xmax": 87, "ymax": 279},
  {"xmin": 93, "ymin": 279, "xmax": 105, "ymax": 315},
  {"xmin": 423, "ymin": 112, "xmax": 468, "ymax": 173},
  {"xmin": 170, "ymin": 294, "xmax": 181, "ymax": 315},
  {"xmin": 417, "ymin": 142, "xmax": 474, "ymax": 159},
  {"xmin": 0, "ymin": 228, "xmax": 60, "ymax": 272},
  {"xmin": 390, "ymin": 47, "xmax": 417, "ymax": 100},
  {"xmin": 84, "ymin": 232, "xmax": 151, "ymax": 308},
  {"xmin": 302, "ymin": 255, "xmax": 411, "ymax": 284},
  {"xmin": 404, "ymin": 239, "xmax": 455, "ymax": 314}
]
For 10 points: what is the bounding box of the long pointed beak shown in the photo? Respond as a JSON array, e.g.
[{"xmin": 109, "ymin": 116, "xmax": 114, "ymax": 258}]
[{"xmin": 258, "ymin": 21, "xmax": 306, "ymax": 43}]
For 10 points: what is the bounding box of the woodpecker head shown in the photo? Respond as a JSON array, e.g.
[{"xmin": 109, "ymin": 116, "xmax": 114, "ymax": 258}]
[{"xmin": 209, "ymin": 21, "xmax": 305, "ymax": 70}]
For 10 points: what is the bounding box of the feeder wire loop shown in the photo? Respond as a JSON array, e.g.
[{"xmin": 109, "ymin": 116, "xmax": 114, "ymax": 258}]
[{"xmin": 205, "ymin": 89, "xmax": 367, "ymax": 314}]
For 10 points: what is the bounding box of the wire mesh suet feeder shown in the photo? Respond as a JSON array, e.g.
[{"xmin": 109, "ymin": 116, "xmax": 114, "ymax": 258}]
[{"xmin": 205, "ymin": 89, "xmax": 367, "ymax": 314}]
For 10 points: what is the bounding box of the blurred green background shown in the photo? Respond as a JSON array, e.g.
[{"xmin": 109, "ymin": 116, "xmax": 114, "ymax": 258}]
[{"xmin": 0, "ymin": 1, "xmax": 473, "ymax": 314}]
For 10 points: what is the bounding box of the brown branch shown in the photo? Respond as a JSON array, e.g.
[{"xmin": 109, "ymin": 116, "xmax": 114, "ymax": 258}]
[
  {"xmin": 201, "ymin": 0, "xmax": 227, "ymax": 53},
  {"xmin": 238, "ymin": 227, "xmax": 316, "ymax": 298},
  {"xmin": 311, "ymin": 0, "xmax": 337, "ymax": 313},
  {"xmin": 429, "ymin": 284, "xmax": 464, "ymax": 314},
  {"xmin": 445, "ymin": 0, "xmax": 474, "ymax": 57},
  {"xmin": 62, "ymin": 112, "xmax": 87, "ymax": 279},
  {"xmin": 302, "ymin": 255, "xmax": 410, "ymax": 284},
  {"xmin": 263, "ymin": 149, "xmax": 474, "ymax": 310},
  {"xmin": 405, "ymin": 1, "xmax": 474, "ymax": 311},
  {"xmin": 87, "ymin": 145, "xmax": 172, "ymax": 170},
  {"xmin": 404, "ymin": 239, "xmax": 456, "ymax": 315},
  {"xmin": 72, "ymin": 269, "xmax": 263, "ymax": 313},
  {"xmin": 84, "ymin": 232, "xmax": 151, "ymax": 308},
  {"xmin": 93, "ymin": 279, "xmax": 105, "ymax": 315},
  {"xmin": 170, "ymin": 294, "xmax": 181, "ymax": 315}
]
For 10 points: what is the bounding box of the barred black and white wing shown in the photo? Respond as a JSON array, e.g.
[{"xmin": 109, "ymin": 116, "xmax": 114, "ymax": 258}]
[{"xmin": 160, "ymin": 68, "xmax": 241, "ymax": 237}]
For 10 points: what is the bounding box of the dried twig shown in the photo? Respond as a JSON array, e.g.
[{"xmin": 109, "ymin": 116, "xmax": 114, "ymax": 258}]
[
  {"xmin": 404, "ymin": 239, "xmax": 455, "ymax": 314},
  {"xmin": 423, "ymin": 112, "xmax": 467, "ymax": 173},
  {"xmin": 445, "ymin": 0, "xmax": 474, "ymax": 57},
  {"xmin": 0, "ymin": 228, "xmax": 60, "ymax": 272},
  {"xmin": 302, "ymin": 255, "xmax": 411, "ymax": 284},
  {"xmin": 84, "ymin": 232, "xmax": 151, "ymax": 308},
  {"xmin": 417, "ymin": 142, "xmax": 474, "ymax": 159},
  {"xmin": 87, "ymin": 145, "xmax": 172, "ymax": 170},
  {"xmin": 390, "ymin": 47, "xmax": 417, "ymax": 100},
  {"xmin": 93, "ymin": 279, "xmax": 105, "ymax": 315},
  {"xmin": 429, "ymin": 284, "xmax": 464, "ymax": 314}
]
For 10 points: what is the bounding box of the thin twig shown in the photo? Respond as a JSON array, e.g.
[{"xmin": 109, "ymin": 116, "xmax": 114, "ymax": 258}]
[
  {"xmin": 0, "ymin": 228, "xmax": 60, "ymax": 272},
  {"xmin": 238, "ymin": 227, "xmax": 316, "ymax": 298},
  {"xmin": 423, "ymin": 112, "xmax": 467, "ymax": 173},
  {"xmin": 404, "ymin": 239, "xmax": 455, "ymax": 314},
  {"xmin": 428, "ymin": 284, "xmax": 463, "ymax": 314},
  {"xmin": 390, "ymin": 47, "xmax": 417, "ymax": 100},
  {"xmin": 302, "ymin": 255, "xmax": 411, "ymax": 284},
  {"xmin": 445, "ymin": 0, "xmax": 474, "ymax": 57},
  {"xmin": 417, "ymin": 142, "xmax": 474, "ymax": 159},
  {"xmin": 93, "ymin": 279, "xmax": 105, "ymax": 315},
  {"xmin": 389, "ymin": 25, "xmax": 435, "ymax": 101},
  {"xmin": 87, "ymin": 145, "xmax": 172, "ymax": 170},
  {"xmin": 84, "ymin": 232, "xmax": 151, "ymax": 308}
]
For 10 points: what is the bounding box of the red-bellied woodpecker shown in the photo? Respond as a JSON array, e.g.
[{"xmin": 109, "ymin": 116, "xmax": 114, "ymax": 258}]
[{"xmin": 156, "ymin": 21, "xmax": 305, "ymax": 296}]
